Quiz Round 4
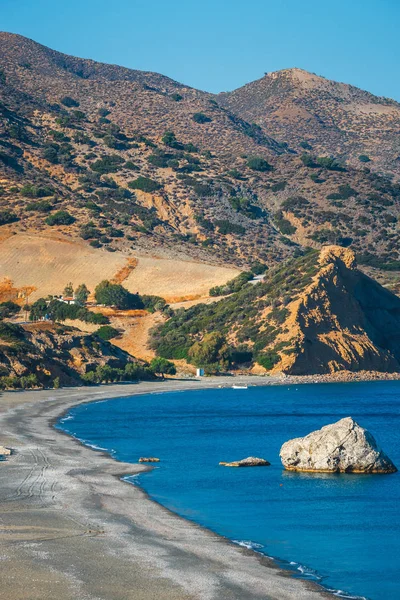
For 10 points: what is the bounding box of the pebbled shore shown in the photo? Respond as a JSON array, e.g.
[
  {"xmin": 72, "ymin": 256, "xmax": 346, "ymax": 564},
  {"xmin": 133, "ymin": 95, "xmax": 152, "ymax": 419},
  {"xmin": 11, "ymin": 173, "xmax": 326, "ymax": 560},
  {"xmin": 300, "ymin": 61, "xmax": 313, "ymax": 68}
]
[{"xmin": 0, "ymin": 377, "xmax": 337, "ymax": 600}]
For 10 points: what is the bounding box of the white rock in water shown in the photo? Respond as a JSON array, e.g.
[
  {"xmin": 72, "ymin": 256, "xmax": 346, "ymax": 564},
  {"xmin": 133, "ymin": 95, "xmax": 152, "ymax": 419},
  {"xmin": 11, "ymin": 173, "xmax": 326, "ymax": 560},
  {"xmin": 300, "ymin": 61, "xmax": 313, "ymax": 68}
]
[
  {"xmin": 280, "ymin": 417, "xmax": 397, "ymax": 474},
  {"xmin": 0, "ymin": 446, "xmax": 11, "ymax": 456}
]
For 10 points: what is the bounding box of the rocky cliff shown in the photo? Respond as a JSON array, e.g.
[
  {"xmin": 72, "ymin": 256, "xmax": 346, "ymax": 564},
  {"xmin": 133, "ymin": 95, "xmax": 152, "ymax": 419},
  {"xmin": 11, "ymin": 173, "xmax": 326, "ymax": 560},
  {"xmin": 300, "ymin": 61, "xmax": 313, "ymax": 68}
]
[{"xmin": 276, "ymin": 246, "xmax": 400, "ymax": 374}]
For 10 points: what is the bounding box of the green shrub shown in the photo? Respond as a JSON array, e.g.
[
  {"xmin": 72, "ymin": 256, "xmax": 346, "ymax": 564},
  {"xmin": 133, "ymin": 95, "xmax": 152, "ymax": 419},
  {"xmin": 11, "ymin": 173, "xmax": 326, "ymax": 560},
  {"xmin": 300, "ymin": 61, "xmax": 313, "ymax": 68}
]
[
  {"xmin": 192, "ymin": 112, "xmax": 212, "ymax": 124},
  {"xmin": 257, "ymin": 350, "xmax": 280, "ymax": 370},
  {"xmin": 0, "ymin": 301, "xmax": 20, "ymax": 319},
  {"xmin": 128, "ymin": 176, "xmax": 161, "ymax": 193},
  {"xmin": 247, "ymin": 157, "xmax": 272, "ymax": 172},
  {"xmin": 274, "ymin": 212, "xmax": 296, "ymax": 235},
  {"xmin": 20, "ymin": 184, "xmax": 54, "ymax": 198},
  {"xmin": 95, "ymin": 325, "xmax": 120, "ymax": 340},
  {"xmin": 0, "ymin": 210, "xmax": 18, "ymax": 225},
  {"xmin": 25, "ymin": 200, "xmax": 53, "ymax": 212},
  {"xmin": 162, "ymin": 131, "xmax": 183, "ymax": 149},
  {"xmin": 171, "ymin": 93, "xmax": 183, "ymax": 101},
  {"xmin": 214, "ymin": 220, "xmax": 246, "ymax": 235},
  {"xmin": 359, "ymin": 155, "xmax": 371, "ymax": 163},
  {"xmin": 0, "ymin": 322, "xmax": 24, "ymax": 342},
  {"xmin": 60, "ymin": 96, "xmax": 80, "ymax": 108},
  {"xmin": 45, "ymin": 210, "xmax": 75, "ymax": 226},
  {"xmin": 91, "ymin": 155, "xmax": 125, "ymax": 174},
  {"xmin": 316, "ymin": 156, "xmax": 345, "ymax": 171},
  {"xmin": 300, "ymin": 153, "xmax": 317, "ymax": 167}
]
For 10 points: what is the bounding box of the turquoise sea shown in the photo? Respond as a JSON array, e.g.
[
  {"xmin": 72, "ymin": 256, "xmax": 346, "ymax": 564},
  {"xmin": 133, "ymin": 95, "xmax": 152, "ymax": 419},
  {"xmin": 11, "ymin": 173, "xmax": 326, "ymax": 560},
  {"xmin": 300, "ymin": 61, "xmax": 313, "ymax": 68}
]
[{"xmin": 57, "ymin": 381, "xmax": 400, "ymax": 600}]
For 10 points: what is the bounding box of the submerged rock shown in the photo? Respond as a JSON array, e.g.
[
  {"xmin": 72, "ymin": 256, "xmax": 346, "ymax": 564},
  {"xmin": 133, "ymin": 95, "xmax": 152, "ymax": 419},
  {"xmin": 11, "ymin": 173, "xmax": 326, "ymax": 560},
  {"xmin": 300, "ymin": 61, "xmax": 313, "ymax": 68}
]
[
  {"xmin": 219, "ymin": 456, "xmax": 271, "ymax": 467},
  {"xmin": 139, "ymin": 457, "xmax": 160, "ymax": 463},
  {"xmin": 280, "ymin": 417, "xmax": 397, "ymax": 474}
]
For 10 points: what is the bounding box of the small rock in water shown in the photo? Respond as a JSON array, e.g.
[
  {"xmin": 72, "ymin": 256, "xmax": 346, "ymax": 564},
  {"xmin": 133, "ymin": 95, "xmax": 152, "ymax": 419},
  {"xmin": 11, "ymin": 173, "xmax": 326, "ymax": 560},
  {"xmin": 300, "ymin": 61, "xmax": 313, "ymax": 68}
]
[
  {"xmin": 280, "ymin": 417, "xmax": 397, "ymax": 474},
  {"xmin": 139, "ymin": 457, "xmax": 160, "ymax": 463},
  {"xmin": 0, "ymin": 445, "xmax": 11, "ymax": 456},
  {"xmin": 219, "ymin": 456, "xmax": 271, "ymax": 467}
]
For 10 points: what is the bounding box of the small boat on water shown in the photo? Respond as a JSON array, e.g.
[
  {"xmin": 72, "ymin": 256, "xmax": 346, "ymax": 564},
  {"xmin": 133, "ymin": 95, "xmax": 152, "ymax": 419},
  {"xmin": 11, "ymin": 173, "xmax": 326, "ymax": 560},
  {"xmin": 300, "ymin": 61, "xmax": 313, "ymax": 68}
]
[{"xmin": 232, "ymin": 384, "xmax": 248, "ymax": 390}]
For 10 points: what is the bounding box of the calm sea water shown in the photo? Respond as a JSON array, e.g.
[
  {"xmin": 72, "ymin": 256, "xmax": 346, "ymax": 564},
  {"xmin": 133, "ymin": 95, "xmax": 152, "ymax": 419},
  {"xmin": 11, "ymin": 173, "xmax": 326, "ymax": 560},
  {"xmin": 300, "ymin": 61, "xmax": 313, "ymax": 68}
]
[{"xmin": 57, "ymin": 382, "xmax": 400, "ymax": 600}]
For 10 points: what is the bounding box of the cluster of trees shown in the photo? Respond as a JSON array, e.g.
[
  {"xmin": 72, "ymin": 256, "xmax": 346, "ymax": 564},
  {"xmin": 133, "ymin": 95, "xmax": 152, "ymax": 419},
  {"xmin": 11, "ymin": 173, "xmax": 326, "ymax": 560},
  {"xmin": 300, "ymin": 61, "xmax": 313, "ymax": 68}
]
[
  {"xmin": 81, "ymin": 357, "xmax": 175, "ymax": 385},
  {"xmin": 0, "ymin": 373, "xmax": 38, "ymax": 390},
  {"xmin": 151, "ymin": 250, "xmax": 319, "ymax": 373},
  {"xmin": 20, "ymin": 184, "xmax": 54, "ymax": 198},
  {"xmin": 29, "ymin": 298, "xmax": 109, "ymax": 325},
  {"xmin": 28, "ymin": 281, "xmax": 167, "ymax": 324},
  {"xmin": 209, "ymin": 272, "xmax": 253, "ymax": 297}
]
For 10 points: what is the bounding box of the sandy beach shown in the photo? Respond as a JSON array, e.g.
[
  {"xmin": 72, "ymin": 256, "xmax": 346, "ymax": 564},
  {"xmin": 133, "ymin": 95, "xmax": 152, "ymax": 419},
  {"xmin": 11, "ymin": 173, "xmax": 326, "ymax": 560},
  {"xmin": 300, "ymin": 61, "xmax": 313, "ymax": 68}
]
[{"xmin": 0, "ymin": 377, "xmax": 333, "ymax": 600}]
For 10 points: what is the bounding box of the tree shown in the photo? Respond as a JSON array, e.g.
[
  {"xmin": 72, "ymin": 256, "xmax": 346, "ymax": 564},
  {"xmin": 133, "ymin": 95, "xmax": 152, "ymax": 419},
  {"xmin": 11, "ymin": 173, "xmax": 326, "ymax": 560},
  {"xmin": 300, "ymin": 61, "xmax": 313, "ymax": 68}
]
[
  {"xmin": 94, "ymin": 280, "xmax": 143, "ymax": 309},
  {"xmin": 0, "ymin": 301, "xmax": 20, "ymax": 319},
  {"xmin": 162, "ymin": 130, "xmax": 182, "ymax": 149},
  {"xmin": 29, "ymin": 298, "xmax": 48, "ymax": 321},
  {"xmin": 128, "ymin": 177, "xmax": 161, "ymax": 193},
  {"xmin": 247, "ymin": 157, "xmax": 272, "ymax": 172},
  {"xmin": 192, "ymin": 112, "xmax": 211, "ymax": 124},
  {"xmin": 60, "ymin": 96, "xmax": 80, "ymax": 108},
  {"xmin": 188, "ymin": 332, "xmax": 230, "ymax": 372},
  {"xmin": 75, "ymin": 283, "xmax": 89, "ymax": 305},
  {"xmin": 150, "ymin": 357, "xmax": 176, "ymax": 379},
  {"xmin": 63, "ymin": 282, "xmax": 74, "ymax": 297},
  {"xmin": 95, "ymin": 325, "xmax": 120, "ymax": 341}
]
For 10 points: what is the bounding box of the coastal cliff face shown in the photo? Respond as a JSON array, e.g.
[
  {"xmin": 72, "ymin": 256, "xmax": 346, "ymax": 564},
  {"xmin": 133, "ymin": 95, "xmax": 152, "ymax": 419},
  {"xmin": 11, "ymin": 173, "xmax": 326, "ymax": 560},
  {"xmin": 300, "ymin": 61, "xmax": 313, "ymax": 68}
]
[{"xmin": 276, "ymin": 246, "xmax": 400, "ymax": 374}]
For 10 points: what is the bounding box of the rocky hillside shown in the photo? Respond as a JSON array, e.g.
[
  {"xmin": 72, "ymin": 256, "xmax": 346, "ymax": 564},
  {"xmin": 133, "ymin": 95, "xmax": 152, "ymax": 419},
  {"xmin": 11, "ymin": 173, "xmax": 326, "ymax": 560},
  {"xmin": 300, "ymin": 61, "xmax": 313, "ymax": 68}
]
[
  {"xmin": 0, "ymin": 33, "xmax": 400, "ymax": 275},
  {"xmin": 0, "ymin": 321, "xmax": 144, "ymax": 387},
  {"xmin": 218, "ymin": 68, "xmax": 400, "ymax": 177},
  {"xmin": 150, "ymin": 246, "xmax": 400, "ymax": 375}
]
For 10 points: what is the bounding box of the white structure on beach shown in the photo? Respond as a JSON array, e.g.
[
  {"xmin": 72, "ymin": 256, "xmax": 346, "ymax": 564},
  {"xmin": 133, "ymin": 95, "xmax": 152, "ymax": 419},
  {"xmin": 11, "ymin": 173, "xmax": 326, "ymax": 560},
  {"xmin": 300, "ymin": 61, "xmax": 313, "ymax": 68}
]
[{"xmin": 196, "ymin": 368, "xmax": 205, "ymax": 377}]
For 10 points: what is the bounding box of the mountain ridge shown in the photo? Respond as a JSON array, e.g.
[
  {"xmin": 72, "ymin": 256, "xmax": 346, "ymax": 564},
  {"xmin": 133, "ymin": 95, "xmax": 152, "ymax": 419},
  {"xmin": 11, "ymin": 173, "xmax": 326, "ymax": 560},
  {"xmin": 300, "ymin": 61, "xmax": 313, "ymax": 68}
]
[{"xmin": 1, "ymin": 33, "xmax": 400, "ymax": 280}]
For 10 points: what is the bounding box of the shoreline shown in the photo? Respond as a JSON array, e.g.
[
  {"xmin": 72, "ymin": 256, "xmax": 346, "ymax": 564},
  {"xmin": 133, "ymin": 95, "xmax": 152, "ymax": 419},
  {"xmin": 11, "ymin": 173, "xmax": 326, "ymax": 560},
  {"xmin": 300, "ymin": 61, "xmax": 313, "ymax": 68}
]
[{"xmin": 0, "ymin": 376, "xmax": 364, "ymax": 600}]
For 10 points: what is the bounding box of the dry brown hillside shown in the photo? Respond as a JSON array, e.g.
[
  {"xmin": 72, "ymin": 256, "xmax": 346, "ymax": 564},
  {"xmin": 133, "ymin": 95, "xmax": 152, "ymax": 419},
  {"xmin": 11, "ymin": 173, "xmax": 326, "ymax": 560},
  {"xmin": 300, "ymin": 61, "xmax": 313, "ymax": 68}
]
[
  {"xmin": 0, "ymin": 33, "xmax": 400, "ymax": 280},
  {"xmin": 218, "ymin": 68, "xmax": 400, "ymax": 177}
]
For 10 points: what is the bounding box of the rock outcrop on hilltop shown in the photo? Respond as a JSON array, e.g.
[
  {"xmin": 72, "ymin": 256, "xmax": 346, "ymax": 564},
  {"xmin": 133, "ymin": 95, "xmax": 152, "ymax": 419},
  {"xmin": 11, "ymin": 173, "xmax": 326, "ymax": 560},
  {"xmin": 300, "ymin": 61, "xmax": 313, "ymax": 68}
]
[
  {"xmin": 280, "ymin": 417, "xmax": 397, "ymax": 474},
  {"xmin": 218, "ymin": 67, "xmax": 400, "ymax": 176},
  {"xmin": 276, "ymin": 246, "xmax": 400, "ymax": 375}
]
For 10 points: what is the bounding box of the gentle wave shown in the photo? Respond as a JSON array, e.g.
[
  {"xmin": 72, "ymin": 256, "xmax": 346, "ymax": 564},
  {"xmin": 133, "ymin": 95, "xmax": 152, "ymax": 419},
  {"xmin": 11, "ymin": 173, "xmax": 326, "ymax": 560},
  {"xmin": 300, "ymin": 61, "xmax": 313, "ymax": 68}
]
[{"xmin": 233, "ymin": 540, "xmax": 369, "ymax": 600}]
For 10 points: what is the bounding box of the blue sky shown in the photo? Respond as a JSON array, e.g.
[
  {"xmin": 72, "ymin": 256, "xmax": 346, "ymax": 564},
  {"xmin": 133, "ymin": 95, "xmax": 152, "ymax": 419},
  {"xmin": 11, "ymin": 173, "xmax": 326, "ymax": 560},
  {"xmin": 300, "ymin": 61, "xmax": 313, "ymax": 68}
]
[{"xmin": 2, "ymin": 0, "xmax": 399, "ymax": 100}]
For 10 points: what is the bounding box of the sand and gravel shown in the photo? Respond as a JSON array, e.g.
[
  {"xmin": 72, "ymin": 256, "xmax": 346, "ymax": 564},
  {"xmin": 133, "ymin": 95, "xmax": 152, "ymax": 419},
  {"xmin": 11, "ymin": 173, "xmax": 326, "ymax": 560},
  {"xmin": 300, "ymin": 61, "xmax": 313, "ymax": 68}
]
[{"xmin": 0, "ymin": 377, "xmax": 332, "ymax": 600}]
